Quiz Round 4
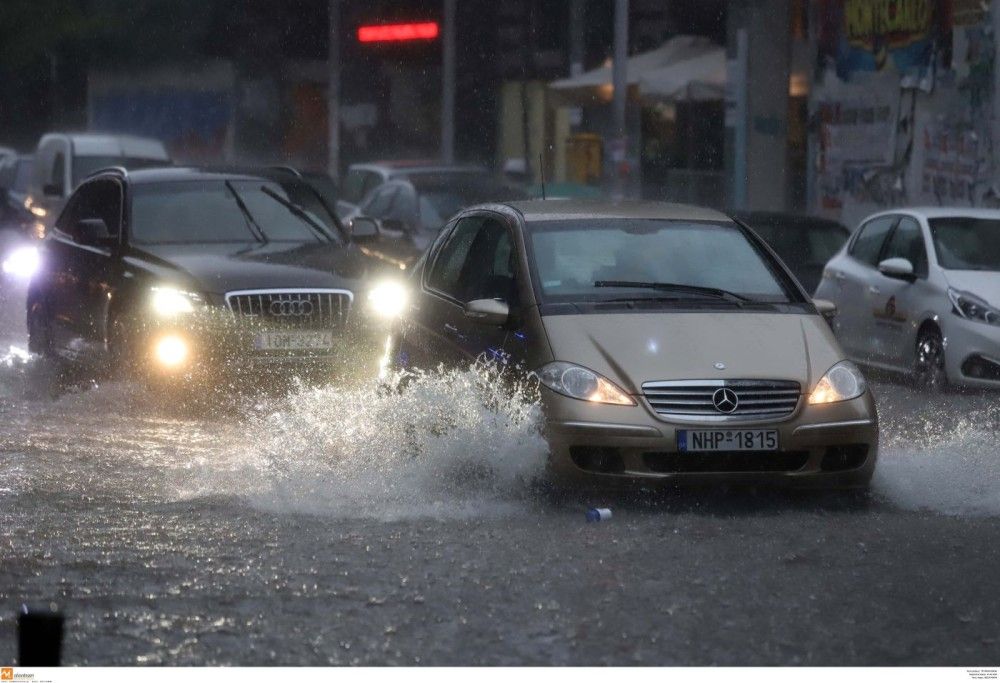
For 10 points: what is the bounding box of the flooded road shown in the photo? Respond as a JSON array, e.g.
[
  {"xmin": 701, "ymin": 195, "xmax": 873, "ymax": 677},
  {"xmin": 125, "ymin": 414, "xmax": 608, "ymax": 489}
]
[{"xmin": 1, "ymin": 277, "xmax": 999, "ymax": 665}]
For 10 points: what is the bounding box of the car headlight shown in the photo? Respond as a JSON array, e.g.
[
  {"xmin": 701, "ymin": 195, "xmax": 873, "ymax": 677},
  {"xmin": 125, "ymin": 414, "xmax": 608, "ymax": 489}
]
[
  {"xmin": 150, "ymin": 287, "xmax": 203, "ymax": 316},
  {"xmin": 368, "ymin": 280, "xmax": 409, "ymax": 319},
  {"xmin": 536, "ymin": 361, "xmax": 635, "ymax": 406},
  {"xmin": 809, "ymin": 360, "xmax": 867, "ymax": 404},
  {"xmin": 2, "ymin": 245, "xmax": 40, "ymax": 280},
  {"xmin": 948, "ymin": 288, "xmax": 1000, "ymax": 326}
]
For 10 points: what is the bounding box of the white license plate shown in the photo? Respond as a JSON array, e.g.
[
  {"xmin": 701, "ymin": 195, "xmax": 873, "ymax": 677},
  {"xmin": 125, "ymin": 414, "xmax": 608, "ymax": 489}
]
[
  {"xmin": 253, "ymin": 330, "xmax": 334, "ymax": 351},
  {"xmin": 678, "ymin": 429, "xmax": 779, "ymax": 452}
]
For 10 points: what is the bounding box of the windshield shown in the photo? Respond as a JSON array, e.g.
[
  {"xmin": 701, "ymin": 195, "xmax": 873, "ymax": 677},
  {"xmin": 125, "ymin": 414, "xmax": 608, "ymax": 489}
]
[
  {"xmin": 527, "ymin": 219, "xmax": 793, "ymax": 304},
  {"xmin": 130, "ymin": 179, "xmax": 341, "ymax": 244},
  {"xmin": 929, "ymin": 217, "xmax": 1000, "ymax": 271},
  {"xmin": 73, "ymin": 155, "xmax": 168, "ymax": 187}
]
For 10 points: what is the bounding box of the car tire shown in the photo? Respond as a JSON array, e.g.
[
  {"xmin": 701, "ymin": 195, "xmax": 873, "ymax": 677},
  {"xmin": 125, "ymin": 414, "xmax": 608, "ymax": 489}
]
[{"xmin": 913, "ymin": 325, "xmax": 947, "ymax": 391}]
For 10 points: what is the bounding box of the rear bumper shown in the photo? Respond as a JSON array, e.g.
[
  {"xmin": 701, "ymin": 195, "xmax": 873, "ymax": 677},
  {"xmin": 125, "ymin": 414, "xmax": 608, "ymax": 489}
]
[{"xmin": 542, "ymin": 391, "xmax": 879, "ymax": 489}]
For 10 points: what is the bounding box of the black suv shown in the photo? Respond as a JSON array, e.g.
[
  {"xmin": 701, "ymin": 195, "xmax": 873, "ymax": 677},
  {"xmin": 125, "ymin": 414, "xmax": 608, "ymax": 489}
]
[{"xmin": 26, "ymin": 166, "xmax": 397, "ymax": 382}]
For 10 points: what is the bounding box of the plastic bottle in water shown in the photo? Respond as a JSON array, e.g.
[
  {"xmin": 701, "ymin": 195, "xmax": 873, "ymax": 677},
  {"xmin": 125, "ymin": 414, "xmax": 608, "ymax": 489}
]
[{"xmin": 585, "ymin": 507, "xmax": 612, "ymax": 522}]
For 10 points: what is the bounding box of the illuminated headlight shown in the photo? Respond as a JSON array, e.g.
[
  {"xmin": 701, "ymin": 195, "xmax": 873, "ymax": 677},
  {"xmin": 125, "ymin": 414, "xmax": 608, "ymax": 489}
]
[
  {"xmin": 367, "ymin": 280, "xmax": 409, "ymax": 319},
  {"xmin": 1, "ymin": 246, "xmax": 40, "ymax": 279},
  {"xmin": 154, "ymin": 334, "xmax": 189, "ymax": 368},
  {"xmin": 949, "ymin": 288, "xmax": 1000, "ymax": 326},
  {"xmin": 809, "ymin": 360, "xmax": 867, "ymax": 405},
  {"xmin": 536, "ymin": 361, "xmax": 635, "ymax": 406},
  {"xmin": 150, "ymin": 287, "xmax": 203, "ymax": 317}
]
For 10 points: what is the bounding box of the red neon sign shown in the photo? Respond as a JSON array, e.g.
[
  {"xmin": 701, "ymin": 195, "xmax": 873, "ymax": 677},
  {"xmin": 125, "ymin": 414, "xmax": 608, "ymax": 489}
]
[{"xmin": 357, "ymin": 21, "xmax": 440, "ymax": 43}]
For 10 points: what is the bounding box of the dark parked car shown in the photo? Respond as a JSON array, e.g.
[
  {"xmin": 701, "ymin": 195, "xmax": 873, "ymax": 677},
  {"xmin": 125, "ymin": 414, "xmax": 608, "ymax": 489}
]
[
  {"xmin": 347, "ymin": 171, "xmax": 526, "ymax": 269},
  {"xmin": 733, "ymin": 211, "xmax": 850, "ymax": 294},
  {"xmin": 26, "ymin": 166, "xmax": 400, "ymax": 382}
]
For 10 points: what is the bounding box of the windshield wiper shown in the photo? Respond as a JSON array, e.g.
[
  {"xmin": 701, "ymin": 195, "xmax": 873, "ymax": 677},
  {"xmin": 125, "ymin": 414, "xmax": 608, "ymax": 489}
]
[
  {"xmin": 259, "ymin": 185, "xmax": 334, "ymax": 243},
  {"xmin": 225, "ymin": 180, "xmax": 269, "ymax": 244},
  {"xmin": 594, "ymin": 280, "xmax": 753, "ymax": 306}
]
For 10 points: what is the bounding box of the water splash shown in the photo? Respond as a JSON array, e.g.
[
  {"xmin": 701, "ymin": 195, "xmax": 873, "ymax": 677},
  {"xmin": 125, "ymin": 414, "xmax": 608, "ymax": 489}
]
[
  {"xmin": 175, "ymin": 363, "xmax": 549, "ymax": 520},
  {"xmin": 873, "ymin": 386, "xmax": 1000, "ymax": 516}
]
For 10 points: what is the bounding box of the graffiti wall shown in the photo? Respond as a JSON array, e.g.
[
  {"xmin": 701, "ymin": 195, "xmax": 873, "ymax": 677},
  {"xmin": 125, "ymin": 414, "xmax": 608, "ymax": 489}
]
[{"xmin": 810, "ymin": 0, "xmax": 996, "ymax": 225}]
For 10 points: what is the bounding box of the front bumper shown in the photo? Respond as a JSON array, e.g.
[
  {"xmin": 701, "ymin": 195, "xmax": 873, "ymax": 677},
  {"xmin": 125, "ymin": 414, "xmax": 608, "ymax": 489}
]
[
  {"xmin": 542, "ymin": 389, "xmax": 879, "ymax": 489},
  {"xmin": 133, "ymin": 309, "xmax": 384, "ymax": 383},
  {"xmin": 942, "ymin": 315, "xmax": 1000, "ymax": 388}
]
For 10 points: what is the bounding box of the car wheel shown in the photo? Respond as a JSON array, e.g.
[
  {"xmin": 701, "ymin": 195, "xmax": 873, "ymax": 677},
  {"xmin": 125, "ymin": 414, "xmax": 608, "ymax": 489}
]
[{"xmin": 913, "ymin": 326, "xmax": 947, "ymax": 391}]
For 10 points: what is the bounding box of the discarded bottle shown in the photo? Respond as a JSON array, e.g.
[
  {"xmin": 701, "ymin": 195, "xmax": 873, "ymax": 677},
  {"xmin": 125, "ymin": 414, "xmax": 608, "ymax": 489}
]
[{"xmin": 585, "ymin": 507, "xmax": 612, "ymax": 522}]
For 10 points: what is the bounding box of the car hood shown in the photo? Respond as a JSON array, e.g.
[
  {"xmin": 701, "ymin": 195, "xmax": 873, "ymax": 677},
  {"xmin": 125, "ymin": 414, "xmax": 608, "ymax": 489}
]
[
  {"xmin": 941, "ymin": 270, "xmax": 1000, "ymax": 306},
  {"xmin": 126, "ymin": 241, "xmax": 373, "ymax": 296},
  {"xmin": 540, "ymin": 311, "xmax": 844, "ymax": 394}
]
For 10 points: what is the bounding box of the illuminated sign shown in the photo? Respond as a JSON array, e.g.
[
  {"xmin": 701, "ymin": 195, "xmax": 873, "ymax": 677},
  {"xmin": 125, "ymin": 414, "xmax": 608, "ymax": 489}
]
[{"xmin": 357, "ymin": 22, "xmax": 440, "ymax": 43}]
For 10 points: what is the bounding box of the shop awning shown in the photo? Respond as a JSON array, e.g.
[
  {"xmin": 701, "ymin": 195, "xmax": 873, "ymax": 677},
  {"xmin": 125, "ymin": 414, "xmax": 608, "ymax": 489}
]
[
  {"xmin": 549, "ymin": 35, "xmax": 720, "ymax": 101},
  {"xmin": 639, "ymin": 48, "xmax": 726, "ymax": 102}
]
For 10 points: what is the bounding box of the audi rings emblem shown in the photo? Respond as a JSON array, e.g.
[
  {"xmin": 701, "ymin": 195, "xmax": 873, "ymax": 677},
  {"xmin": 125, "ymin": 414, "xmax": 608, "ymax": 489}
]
[
  {"xmin": 269, "ymin": 299, "xmax": 314, "ymax": 316},
  {"xmin": 712, "ymin": 387, "xmax": 739, "ymax": 414}
]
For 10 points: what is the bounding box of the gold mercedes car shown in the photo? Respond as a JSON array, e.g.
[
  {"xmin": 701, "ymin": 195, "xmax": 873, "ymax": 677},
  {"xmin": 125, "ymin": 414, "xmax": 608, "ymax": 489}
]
[{"xmin": 385, "ymin": 201, "xmax": 878, "ymax": 488}]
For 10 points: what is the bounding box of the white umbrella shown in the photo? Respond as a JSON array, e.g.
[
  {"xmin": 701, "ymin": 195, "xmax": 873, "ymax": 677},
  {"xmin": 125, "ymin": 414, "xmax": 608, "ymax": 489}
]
[{"xmin": 639, "ymin": 47, "xmax": 726, "ymax": 102}]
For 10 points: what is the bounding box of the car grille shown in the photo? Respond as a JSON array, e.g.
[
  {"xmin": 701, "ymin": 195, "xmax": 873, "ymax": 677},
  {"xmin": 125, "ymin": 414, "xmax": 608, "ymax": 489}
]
[
  {"xmin": 641, "ymin": 379, "xmax": 801, "ymax": 422},
  {"xmin": 225, "ymin": 289, "xmax": 352, "ymax": 330}
]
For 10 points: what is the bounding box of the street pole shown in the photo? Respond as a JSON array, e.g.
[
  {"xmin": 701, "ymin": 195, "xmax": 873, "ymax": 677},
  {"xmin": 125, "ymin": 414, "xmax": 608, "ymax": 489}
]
[
  {"xmin": 441, "ymin": 0, "xmax": 456, "ymax": 164},
  {"xmin": 611, "ymin": 0, "xmax": 629, "ymax": 199},
  {"xmin": 569, "ymin": 0, "xmax": 584, "ymax": 78},
  {"xmin": 327, "ymin": 0, "xmax": 341, "ymax": 181}
]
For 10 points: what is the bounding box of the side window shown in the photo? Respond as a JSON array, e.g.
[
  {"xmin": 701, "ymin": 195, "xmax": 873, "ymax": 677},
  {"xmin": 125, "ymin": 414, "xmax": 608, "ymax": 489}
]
[
  {"xmin": 363, "ymin": 185, "xmax": 398, "ymax": 218},
  {"xmin": 51, "ymin": 152, "xmax": 66, "ymax": 193},
  {"xmin": 362, "ymin": 172, "xmax": 382, "ymax": 198},
  {"xmin": 55, "ymin": 192, "xmax": 87, "ymax": 239},
  {"xmin": 882, "ymin": 217, "xmax": 928, "ymax": 277},
  {"xmin": 426, "ymin": 216, "xmax": 485, "ymax": 299},
  {"xmin": 849, "ymin": 216, "xmax": 896, "ymax": 267},
  {"xmin": 385, "ymin": 184, "xmax": 417, "ymax": 225},
  {"xmin": 458, "ymin": 219, "xmax": 519, "ymax": 305}
]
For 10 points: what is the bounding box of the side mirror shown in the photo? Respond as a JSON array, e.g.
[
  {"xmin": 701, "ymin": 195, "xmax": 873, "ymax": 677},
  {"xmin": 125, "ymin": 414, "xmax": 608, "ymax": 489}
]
[
  {"xmin": 813, "ymin": 298, "xmax": 837, "ymax": 320},
  {"xmin": 349, "ymin": 216, "xmax": 380, "ymax": 244},
  {"xmin": 464, "ymin": 298, "xmax": 509, "ymax": 326},
  {"xmin": 42, "ymin": 182, "xmax": 64, "ymax": 197},
  {"xmin": 878, "ymin": 257, "xmax": 916, "ymax": 281},
  {"xmin": 76, "ymin": 218, "xmax": 113, "ymax": 246}
]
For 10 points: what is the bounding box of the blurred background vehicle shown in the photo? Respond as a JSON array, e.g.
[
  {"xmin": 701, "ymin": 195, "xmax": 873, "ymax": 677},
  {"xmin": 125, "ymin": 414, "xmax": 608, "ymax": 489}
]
[
  {"xmin": 25, "ymin": 133, "xmax": 171, "ymax": 235},
  {"xmin": 0, "ymin": 153, "xmax": 34, "ymax": 207},
  {"xmin": 340, "ymin": 161, "xmax": 499, "ymax": 216},
  {"xmin": 815, "ymin": 208, "xmax": 1000, "ymax": 391},
  {"xmin": 345, "ymin": 165, "xmax": 527, "ymax": 268},
  {"xmin": 733, "ymin": 211, "xmax": 850, "ymax": 295}
]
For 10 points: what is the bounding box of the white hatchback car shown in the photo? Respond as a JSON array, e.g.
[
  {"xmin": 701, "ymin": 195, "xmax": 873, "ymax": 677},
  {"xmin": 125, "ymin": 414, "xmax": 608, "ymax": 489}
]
[{"xmin": 815, "ymin": 207, "xmax": 1000, "ymax": 390}]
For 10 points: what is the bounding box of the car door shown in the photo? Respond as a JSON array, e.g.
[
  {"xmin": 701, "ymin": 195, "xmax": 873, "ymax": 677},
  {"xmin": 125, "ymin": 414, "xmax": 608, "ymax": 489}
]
[
  {"xmin": 46, "ymin": 179, "xmax": 122, "ymax": 359},
  {"xmin": 868, "ymin": 215, "xmax": 932, "ymax": 368},
  {"xmin": 825, "ymin": 215, "xmax": 897, "ymax": 362}
]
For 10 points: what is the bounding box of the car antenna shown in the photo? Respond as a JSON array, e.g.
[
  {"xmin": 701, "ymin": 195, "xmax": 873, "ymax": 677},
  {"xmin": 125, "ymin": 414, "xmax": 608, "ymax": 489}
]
[{"xmin": 538, "ymin": 153, "xmax": 546, "ymax": 200}]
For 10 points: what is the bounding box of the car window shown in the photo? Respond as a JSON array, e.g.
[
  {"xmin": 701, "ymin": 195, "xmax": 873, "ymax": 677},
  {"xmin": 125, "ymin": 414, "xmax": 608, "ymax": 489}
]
[
  {"xmin": 342, "ymin": 169, "xmax": 375, "ymax": 205},
  {"xmin": 882, "ymin": 217, "xmax": 928, "ymax": 277},
  {"xmin": 426, "ymin": 215, "xmax": 485, "ymax": 300},
  {"xmin": 55, "ymin": 180, "xmax": 122, "ymax": 240},
  {"xmin": 51, "ymin": 152, "xmax": 66, "ymax": 190},
  {"xmin": 929, "ymin": 217, "xmax": 1000, "ymax": 271},
  {"xmin": 528, "ymin": 219, "xmax": 792, "ymax": 303},
  {"xmin": 849, "ymin": 216, "xmax": 897, "ymax": 266},
  {"xmin": 363, "ymin": 185, "xmax": 398, "ymax": 218},
  {"xmin": 456, "ymin": 218, "xmax": 518, "ymax": 305}
]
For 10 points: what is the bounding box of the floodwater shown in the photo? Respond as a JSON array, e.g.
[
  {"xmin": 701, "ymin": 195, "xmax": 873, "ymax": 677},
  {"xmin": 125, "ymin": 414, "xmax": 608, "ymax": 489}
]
[{"xmin": 1, "ymin": 276, "xmax": 998, "ymax": 665}]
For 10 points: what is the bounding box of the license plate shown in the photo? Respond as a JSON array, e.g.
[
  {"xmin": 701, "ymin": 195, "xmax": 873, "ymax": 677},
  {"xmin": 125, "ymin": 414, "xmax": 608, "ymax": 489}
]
[
  {"xmin": 253, "ymin": 330, "xmax": 334, "ymax": 351},
  {"xmin": 677, "ymin": 429, "xmax": 779, "ymax": 452}
]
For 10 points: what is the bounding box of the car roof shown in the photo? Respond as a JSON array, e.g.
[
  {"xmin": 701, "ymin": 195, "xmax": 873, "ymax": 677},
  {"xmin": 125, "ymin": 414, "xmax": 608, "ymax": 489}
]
[
  {"xmin": 102, "ymin": 166, "xmax": 307, "ymax": 185},
  {"xmin": 502, "ymin": 199, "xmax": 732, "ymax": 223},
  {"xmin": 350, "ymin": 160, "xmax": 488, "ymax": 176},
  {"xmin": 42, "ymin": 132, "xmax": 170, "ymax": 159},
  {"xmin": 868, "ymin": 206, "xmax": 1000, "ymax": 221}
]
